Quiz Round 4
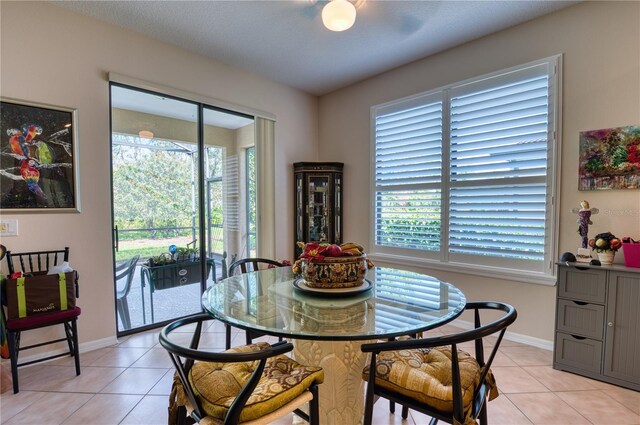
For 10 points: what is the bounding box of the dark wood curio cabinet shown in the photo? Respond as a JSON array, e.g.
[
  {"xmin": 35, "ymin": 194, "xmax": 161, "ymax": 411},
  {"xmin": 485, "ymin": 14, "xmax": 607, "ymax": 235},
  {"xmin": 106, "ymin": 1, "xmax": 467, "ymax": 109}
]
[{"xmin": 294, "ymin": 162, "xmax": 343, "ymax": 258}]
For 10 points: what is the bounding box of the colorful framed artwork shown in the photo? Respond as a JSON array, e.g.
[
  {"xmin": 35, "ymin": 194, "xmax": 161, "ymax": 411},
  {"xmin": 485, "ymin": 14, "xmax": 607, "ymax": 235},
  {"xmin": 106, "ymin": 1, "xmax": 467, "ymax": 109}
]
[
  {"xmin": 579, "ymin": 125, "xmax": 640, "ymax": 190},
  {"xmin": 1, "ymin": 98, "xmax": 80, "ymax": 212}
]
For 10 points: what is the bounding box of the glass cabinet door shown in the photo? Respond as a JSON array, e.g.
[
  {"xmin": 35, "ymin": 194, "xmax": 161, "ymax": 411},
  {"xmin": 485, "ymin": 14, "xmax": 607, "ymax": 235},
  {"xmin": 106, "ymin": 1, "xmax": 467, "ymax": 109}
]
[
  {"xmin": 334, "ymin": 174, "xmax": 341, "ymax": 243},
  {"xmin": 296, "ymin": 173, "xmax": 304, "ymax": 243},
  {"xmin": 307, "ymin": 175, "xmax": 331, "ymax": 242}
]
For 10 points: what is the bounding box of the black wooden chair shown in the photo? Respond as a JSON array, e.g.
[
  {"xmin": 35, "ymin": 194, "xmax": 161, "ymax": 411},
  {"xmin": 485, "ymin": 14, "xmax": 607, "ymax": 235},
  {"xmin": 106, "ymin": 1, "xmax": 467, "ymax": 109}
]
[
  {"xmin": 226, "ymin": 258, "xmax": 286, "ymax": 348},
  {"xmin": 115, "ymin": 255, "xmax": 140, "ymax": 330},
  {"xmin": 2, "ymin": 247, "xmax": 81, "ymax": 393},
  {"xmin": 361, "ymin": 302, "xmax": 517, "ymax": 425},
  {"xmin": 159, "ymin": 313, "xmax": 323, "ymax": 425},
  {"xmin": 228, "ymin": 258, "xmax": 285, "ymax": 276}
]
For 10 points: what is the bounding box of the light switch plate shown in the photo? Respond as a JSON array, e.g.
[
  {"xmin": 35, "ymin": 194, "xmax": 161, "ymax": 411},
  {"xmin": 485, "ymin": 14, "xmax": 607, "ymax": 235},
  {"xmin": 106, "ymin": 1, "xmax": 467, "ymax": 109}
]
[{"xmin": 0, "ymin": 219, "xmax": 18, "ymax": 236}]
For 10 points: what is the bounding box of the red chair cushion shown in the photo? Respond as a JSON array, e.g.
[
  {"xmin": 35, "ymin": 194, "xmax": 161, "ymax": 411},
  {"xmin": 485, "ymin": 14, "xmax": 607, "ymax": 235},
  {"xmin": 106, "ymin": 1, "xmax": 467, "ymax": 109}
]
[{"xmin": 6, "ymin": 307, "xmax": 81, "ymax": 331}]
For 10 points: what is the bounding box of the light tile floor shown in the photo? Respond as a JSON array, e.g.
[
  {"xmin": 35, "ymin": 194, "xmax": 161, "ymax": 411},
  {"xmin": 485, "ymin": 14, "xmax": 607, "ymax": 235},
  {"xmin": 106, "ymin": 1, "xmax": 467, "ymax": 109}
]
[{"xmin": 1, "ymin": 321, "xmax": 639, "ymax": 425}]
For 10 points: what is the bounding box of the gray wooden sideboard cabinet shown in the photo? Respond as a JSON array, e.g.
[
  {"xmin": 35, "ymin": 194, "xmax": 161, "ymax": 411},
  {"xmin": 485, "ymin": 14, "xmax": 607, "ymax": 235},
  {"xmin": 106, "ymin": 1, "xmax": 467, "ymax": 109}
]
[{"xmin": 554, "ymin": 263, "xmax": 640, "ymax": 390}]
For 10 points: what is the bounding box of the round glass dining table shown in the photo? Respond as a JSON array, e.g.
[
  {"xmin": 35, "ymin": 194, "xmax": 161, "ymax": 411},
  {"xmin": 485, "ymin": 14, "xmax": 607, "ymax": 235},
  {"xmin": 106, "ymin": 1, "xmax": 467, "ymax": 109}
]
[{"xmin": 202, "ymin": 266, "xmax": 466, "ymax": 425}]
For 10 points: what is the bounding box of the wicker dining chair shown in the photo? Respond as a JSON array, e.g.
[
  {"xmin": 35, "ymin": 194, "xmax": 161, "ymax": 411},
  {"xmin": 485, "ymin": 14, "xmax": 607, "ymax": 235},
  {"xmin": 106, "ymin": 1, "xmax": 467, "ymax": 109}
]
[
  {"xmin": 226, "ymin": 258, "xmax": 286, "ymax": 348},
  {"xmin": 361, "ymin": 302, "xmax": 517, "ymax": 425},
  {"xmin": 159, "ymin": 313, "xmax": 324, "ymax": 425}
]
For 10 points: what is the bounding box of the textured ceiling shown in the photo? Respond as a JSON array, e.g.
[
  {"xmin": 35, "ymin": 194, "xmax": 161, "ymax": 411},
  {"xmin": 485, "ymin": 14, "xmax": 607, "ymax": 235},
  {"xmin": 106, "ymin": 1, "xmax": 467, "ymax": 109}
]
[{"xmin": 53, "ymin": 1, "xmax": 578, "ymax": 96}]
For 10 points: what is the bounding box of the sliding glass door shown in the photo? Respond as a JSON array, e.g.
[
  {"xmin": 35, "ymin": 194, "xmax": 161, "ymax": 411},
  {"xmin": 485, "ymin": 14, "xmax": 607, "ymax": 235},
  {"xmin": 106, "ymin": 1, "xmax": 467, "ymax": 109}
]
[{"xmin": 110, "ymin": 84, "xmax": 256, "ymax": 334}]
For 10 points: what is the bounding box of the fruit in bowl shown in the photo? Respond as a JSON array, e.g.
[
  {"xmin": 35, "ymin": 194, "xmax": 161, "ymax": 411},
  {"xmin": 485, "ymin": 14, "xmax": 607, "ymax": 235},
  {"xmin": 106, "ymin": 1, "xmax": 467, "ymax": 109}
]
[
  {"xmin": 588, "ymin": 232, "xmax": 622, "ymax": 253},
  {"xmin": 324, "ymin": 244, "xmax": 343, "ymax": 257},
  {"xmin": 293, "ymin": 242, "xmax": 374, "ymax": 288}
]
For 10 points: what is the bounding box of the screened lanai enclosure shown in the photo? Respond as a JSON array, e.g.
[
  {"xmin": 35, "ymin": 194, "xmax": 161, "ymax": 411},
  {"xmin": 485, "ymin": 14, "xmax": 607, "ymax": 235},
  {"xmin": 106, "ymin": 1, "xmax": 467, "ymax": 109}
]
[{"xmin": 110, "ymin": 84, "xmax": 257, "ymax": 334}]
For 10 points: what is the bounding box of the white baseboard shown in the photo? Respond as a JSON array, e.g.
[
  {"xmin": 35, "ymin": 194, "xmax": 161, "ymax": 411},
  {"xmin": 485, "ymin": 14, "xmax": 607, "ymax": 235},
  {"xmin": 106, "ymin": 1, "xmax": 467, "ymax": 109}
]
[
  {"xmin": 79, "ymin": 336, "xmax": 119, "ymax": 353},
  {"xmin": 451, "ymin": 319, "xmax": 553, "ymax": 351},
  {"xmin": 0, "ymin": 335, "xmax": 118, "ymax": 367}
]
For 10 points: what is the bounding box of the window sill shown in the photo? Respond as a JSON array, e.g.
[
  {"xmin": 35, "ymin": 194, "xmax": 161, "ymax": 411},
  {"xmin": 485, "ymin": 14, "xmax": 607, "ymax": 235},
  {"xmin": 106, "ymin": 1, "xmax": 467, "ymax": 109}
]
[{"xmin": 368, "ymin": 252, "xmax": 557, "ymax": 286}]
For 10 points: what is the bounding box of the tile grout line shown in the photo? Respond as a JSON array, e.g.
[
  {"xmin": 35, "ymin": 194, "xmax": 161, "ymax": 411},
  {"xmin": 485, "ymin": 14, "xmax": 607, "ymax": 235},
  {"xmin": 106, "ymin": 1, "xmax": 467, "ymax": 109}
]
[
  {"xmin": 59, "ymin": 392, "xmax": 100, "ymax": 425},
  {"xmin": 517, "ymin": 362, "xmax": 557, "ymax": 393},
  {"xmin": 503, "ymin": 391, "xmax": 596, "ymax": 425},
  {"xmin": 502, "ymin": 393, "xmax": 537, "ymax": 425},
  {"xmin": 117, "ymin": 392, "xmax": 150, "ymax": 425},
  {"xmin": 555, "ymin": 389, "xmax": 640, "ymax": 419}
]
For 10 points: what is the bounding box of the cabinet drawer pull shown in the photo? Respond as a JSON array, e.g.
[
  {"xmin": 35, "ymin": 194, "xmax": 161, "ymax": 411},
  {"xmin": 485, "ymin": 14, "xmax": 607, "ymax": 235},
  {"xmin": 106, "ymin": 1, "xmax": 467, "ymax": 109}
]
[
  {"xmin": 572, "ymin": 301, "xmax": 589, "ymax": 306},
  {"xmin": 570, "ymin": 335, "xmax": 587, "ymax": 340},
  {"xmin": 607, "ymin": 322, "xmax": 613, "ymax": 327}
]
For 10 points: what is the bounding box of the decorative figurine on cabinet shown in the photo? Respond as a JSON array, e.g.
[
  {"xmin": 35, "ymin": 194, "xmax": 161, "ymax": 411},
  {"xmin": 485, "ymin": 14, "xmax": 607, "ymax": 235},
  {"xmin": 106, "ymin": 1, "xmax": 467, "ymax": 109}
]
[{"xmin": 571, "ymin": 200, "xmax": 599, "ymax": 263}]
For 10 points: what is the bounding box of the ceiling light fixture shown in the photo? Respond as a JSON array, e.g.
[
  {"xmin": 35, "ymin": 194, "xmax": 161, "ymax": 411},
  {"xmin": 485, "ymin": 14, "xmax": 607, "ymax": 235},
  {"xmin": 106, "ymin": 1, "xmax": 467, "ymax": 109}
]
[
  {"xmin": 138, "ymin": 130, "xmax": 154, "ymax": 139},
  {"xmin": 322, "ymin": 0, "xmax": 356, "ymax": 32}
]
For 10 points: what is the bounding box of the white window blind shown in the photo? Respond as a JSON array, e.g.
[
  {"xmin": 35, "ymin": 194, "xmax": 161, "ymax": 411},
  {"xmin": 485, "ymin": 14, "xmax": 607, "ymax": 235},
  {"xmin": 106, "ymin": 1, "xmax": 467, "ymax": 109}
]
[
  {"xmin": 223, "ymin": 155, "xmax": 239, "ymax": 231},
  {"xmin": 448, "ymin": 184, "xmax": 547, "ymax": 260},
  {"xmin": 372, "ymin": 58, "xmax": 558, "ymax": 278},
  {"xmin": 449, "ymin": 64, "xmax": 550, "ymax": 264},
  {"xmin": 374, "ymin": 94, "xmax": 443, "ymax": 251}
]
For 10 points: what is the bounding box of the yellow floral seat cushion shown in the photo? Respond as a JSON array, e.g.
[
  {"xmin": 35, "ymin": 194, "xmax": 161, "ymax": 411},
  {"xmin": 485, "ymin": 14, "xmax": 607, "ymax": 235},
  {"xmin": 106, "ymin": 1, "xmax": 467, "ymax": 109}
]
[
  {"xmin": 362, "ymin": 346, "xmax": 497, "ymax": 424},
  {"xmin": 172, "ymin": 342, "xmax": 324, "ymax": 423}
]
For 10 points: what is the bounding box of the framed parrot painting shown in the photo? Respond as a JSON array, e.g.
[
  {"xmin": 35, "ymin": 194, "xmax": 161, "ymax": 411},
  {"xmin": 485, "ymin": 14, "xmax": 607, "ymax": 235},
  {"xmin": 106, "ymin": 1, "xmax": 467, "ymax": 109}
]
[{"xmin": 0, "ymin": 98, "xmax": 79, "ymax": 212}]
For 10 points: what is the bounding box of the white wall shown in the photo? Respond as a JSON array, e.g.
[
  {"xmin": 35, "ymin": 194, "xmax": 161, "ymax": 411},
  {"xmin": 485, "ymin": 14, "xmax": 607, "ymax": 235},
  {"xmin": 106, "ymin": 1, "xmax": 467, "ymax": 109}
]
[
  {"xmin": 318, "ymin": 1, "xmax": 640, "ymax": 342},
  {"xmin": 0, "ymin": 1, "xmax": 318, "ymax": 349}
]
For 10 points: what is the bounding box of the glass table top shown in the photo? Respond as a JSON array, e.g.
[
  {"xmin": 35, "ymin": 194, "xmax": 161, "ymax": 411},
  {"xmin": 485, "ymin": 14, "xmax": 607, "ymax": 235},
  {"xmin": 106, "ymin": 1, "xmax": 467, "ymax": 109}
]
[{"xmin": 202, "ymin": 266, "xmax": 466, "ymax": 341}]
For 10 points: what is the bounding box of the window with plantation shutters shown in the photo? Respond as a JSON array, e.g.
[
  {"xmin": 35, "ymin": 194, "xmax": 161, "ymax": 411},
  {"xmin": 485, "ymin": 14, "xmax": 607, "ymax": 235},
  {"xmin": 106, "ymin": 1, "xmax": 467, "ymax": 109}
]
[
  {"xmin": 374, "ymin": 93, "xmax": 443, "ymax": 252},
  {"xmin": 448, "ymin": 64, "xmax": 551, "ymax": 264},
  {"xmin": 371, "ymin": 57, "xmax": 560, "ymax": 281}
]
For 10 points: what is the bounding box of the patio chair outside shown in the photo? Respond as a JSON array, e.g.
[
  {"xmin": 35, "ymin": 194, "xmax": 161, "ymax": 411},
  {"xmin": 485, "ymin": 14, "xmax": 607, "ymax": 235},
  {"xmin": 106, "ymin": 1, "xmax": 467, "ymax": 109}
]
[{"xmin": 115, "ymin": 255, "xmax": 140, "ymax": 330}]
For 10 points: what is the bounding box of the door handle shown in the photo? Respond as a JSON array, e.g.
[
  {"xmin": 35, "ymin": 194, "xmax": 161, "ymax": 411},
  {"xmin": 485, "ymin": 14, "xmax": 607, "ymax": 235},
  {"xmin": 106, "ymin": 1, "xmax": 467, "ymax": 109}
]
[{"xmin": 114, "ymin": 225, "xmax": 119, "ymax": 252}]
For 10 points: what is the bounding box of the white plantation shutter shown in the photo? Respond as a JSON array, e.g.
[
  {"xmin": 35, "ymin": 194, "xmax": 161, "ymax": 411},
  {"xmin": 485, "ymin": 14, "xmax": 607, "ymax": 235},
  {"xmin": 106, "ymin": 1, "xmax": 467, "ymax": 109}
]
[
  {"xmin": 449, "ymin": 69, "xmax": 550, "ymax": 182},
  {"xmin": 223, "ymin": 155, "xmax": 239, "ymax": 231},
  {"xmin": 448, "ymin": 184, "xmax": 547, "ymax": 260},
  {"xmin": 375, "ymin": 100, "xmax": 443, "ymax": 186},
  {"xmin": 372, "ymin": 58, "xmax": 558, "ymax": 277},
  {"xmin": 449, "ymin": 64, "xmax": 551, "ymax": 265},
  {"xmin": 374, "ymin": 93, "xmax": 443, "ymax": 251}
]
